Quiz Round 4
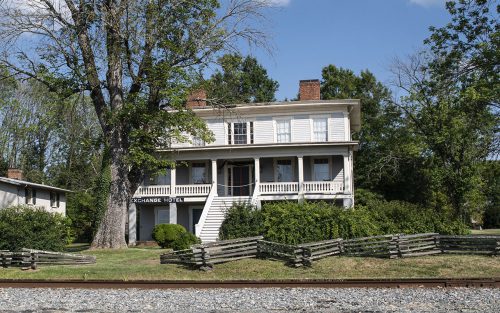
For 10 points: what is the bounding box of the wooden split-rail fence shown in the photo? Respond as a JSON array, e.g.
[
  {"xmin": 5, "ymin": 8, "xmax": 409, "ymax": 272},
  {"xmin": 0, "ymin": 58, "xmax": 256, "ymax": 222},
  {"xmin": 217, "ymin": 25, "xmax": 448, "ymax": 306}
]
[
  {"xmin": 160, "ymin": 233, "xmax": 499, "ymax": 269},
  {"xmin": 0, "ymin": 248, "xmax": 96, "ymax": 270}
]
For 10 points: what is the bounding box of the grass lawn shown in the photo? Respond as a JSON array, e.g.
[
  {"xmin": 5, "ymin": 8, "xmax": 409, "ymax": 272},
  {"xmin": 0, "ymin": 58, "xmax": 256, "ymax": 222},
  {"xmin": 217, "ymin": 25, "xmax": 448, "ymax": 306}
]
[
  {"xmin": 0, "ymin": 248, "xmax": 499, "ymax": 281},
  {"xmin": 471, "ymin": 229, "xmax": 500, "ymax": 235}
]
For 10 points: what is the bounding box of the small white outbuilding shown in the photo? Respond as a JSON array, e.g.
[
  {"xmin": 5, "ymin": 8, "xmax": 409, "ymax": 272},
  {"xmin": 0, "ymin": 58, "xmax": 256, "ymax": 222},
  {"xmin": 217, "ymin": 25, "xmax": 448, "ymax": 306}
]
[{"xmin": 0, "ymin": 169, "xmax": 69, "ymax": 216}]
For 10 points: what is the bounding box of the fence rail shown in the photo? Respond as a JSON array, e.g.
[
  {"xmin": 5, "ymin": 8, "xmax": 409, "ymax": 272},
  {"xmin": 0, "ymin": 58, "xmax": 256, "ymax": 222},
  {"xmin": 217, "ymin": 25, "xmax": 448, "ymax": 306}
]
[
  {"xmin": 1, "ymin": 249, "xmax": 96, "ymax": 269},
  {"xmin": 160, "ymin": 233, "xmax": 500, "ymax": 269}
]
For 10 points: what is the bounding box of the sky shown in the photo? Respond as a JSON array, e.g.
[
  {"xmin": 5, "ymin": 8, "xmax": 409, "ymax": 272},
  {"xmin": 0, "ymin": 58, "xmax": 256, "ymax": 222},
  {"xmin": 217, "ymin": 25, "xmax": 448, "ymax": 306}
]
[{"xmin": 236, "ymin": 0, "xmax": 451, "ymax": 100}]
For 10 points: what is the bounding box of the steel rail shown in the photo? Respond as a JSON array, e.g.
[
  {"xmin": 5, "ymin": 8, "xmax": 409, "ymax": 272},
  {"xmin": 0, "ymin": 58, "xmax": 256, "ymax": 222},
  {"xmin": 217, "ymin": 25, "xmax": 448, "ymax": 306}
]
[{"xmin": 0, "ymin": 278, "xmax": 499, "ymax": 289}]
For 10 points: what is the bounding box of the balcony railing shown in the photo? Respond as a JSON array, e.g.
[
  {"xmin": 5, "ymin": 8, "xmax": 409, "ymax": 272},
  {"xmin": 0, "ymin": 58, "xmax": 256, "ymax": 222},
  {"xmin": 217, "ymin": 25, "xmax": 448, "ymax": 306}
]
[
  {"xmin": 135, "ymin": 185, "xmax": 171, "ymax": 197},
  {"xmin": 259, "ymin": 182, "xmax": 299, "ymax": 194},
  {"xmin": 134, "ymin": 184, "xmax": 211, "ymax": 197},
  {"xmin": 303, "ymin": 181, "xmax": 344, "ymax": 193},
  {"xmin": 135, "ymin": 182, "xmax": 344, "ymax": 197},
  {"xmin": 175, "ymin": 184, "xmax": 211, "ymax": 196},
  {"xmin": 259, "ymin": 181, "xmax": 344, "ymax": 195}
]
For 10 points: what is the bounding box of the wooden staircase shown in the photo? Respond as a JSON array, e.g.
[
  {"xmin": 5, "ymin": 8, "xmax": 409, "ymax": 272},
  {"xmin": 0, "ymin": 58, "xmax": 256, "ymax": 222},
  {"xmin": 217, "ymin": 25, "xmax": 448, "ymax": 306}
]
[{"xmin": 198, "ymin": 196, "xmax": 252, "ymax": 243}]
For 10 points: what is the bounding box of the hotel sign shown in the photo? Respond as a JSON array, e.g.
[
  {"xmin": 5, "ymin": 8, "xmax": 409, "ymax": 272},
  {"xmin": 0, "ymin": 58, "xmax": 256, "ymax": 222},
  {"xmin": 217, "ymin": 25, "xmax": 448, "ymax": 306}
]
[{"xmin": 132, "ymin": 197, "xmax": 185, "ymax": 204}]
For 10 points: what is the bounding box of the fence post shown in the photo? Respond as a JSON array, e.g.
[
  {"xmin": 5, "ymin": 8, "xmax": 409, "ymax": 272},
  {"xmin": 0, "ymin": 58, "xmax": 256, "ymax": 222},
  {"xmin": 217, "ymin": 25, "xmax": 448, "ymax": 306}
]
[
  {"xmin": 338, "ymin": 239, "xmax": 344, "ymax": 256},
  {"xmin": 301, "ymin": 247, "xmax": 312, "ymax": 267},
  {"xmin": 390, "ymin": 234, "xmax": 400, "ymax": 259},
  {"xmin": 434, "ymin": 234, "xmax": 442, "ymax": 254},
  {"xmin": 30, "ymin": 252, "xmax": 37, "ymax": 270},
  {"xmin": 495, "ymin": 240, "xmax": 499, "ymax": 257}
]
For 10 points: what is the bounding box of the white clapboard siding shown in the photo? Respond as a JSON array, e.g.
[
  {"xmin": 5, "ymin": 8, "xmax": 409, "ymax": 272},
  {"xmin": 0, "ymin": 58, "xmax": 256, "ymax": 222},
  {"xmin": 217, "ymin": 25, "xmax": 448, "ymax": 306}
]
[
  {"xmin": 329, "ymin": 112, "xmax": 345, "ymax": 141},
  {"xmin": 254, "ymin": 117, "xmax": 274, "ymax": 144},
  {"xmin": 206, "ymin": 120, "xmax": 226, "ymax": 145},
  {"xmin": 292, "ymin": 115, "xmax": 311, "ymax": 143}
]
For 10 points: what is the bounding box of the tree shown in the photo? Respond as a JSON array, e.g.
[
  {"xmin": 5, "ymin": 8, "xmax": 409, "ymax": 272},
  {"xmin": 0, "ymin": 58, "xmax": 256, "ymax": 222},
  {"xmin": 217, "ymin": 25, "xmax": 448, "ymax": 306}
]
[
  {"xmin": 321, "ymin": 65, "xmax": 429, "ymax": 203},
  {"xmin": 0, "ymin": 0, "xmax": 270, "ymax": 248},
  {"xmin": 206, "ymin": 53, "xmax": 279, "ymax": 104},
  {"xmin": 392, "ymin": 0, "xmax": 498, "ymax": 220}
]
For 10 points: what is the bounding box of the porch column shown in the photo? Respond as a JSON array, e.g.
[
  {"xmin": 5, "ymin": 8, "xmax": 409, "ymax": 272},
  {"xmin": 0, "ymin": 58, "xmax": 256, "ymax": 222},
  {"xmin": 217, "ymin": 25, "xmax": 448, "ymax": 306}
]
[
  {"xmin": 343, "ymin": 154, "xmax": 351, "ymax": 194},
  {"xmin": 254, "ymin": 157, "xmax": 260, "ymax": 194},
  {"xmin": 128, "ymin": 202, "xmax": 137, "ymax": 246},
  {"xmin": 211, "ymin": 159, "xmax": 218, "ymax": 196},
  {"xmin": 169, "ymin": 203, "xmax": 177, "ymax": 224},
  {"xmin": 297, "ymin": 156, "xmax": 304, "ymax": 195},
  {"xmin": 170, "ymin": 165, "xmax": 176, "ymax": 196}
]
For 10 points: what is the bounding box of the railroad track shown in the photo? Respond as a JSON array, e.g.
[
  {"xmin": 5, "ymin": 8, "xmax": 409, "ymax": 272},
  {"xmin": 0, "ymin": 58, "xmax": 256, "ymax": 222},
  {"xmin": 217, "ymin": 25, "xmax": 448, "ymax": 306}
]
[{"xmin": 0, "ymin": 278, "xmax": 499, "ymax": 289}]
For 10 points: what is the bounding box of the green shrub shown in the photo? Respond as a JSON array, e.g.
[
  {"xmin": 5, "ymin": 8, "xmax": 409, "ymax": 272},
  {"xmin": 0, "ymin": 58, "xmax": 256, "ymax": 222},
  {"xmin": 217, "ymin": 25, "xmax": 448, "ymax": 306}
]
[
  {"xmin": 152, "ymin": 224, "xmax": 187, "ymax": 248},
  {"xmin": 0, "ymin": 206, "xmax": 73, "ymax": 251},
  {"xmin": 219, "ymin": 202, "xmax": 264, "ymax": 240},
  {"xmin": 171, "ymin": 232, "xmax": 201, "ymax": 251}
]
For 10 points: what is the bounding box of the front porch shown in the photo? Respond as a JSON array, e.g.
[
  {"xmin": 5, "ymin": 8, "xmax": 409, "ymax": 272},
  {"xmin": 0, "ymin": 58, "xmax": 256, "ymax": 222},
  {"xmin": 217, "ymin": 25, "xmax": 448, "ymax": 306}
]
[{"xmin": 134, "ymin": 155, "xmax": 353, "ymax": 199}]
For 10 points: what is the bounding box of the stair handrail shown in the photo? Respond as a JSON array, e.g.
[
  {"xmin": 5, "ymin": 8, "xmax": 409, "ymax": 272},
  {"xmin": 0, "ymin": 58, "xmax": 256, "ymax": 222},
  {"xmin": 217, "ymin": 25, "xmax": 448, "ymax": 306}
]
[
  {"xmin": 250, "ymin": 179, "xmax": 260, "ymax": 208},
  {"xmin": 195, "ymin": 183, "xmax": 217, "ymax": 237}
]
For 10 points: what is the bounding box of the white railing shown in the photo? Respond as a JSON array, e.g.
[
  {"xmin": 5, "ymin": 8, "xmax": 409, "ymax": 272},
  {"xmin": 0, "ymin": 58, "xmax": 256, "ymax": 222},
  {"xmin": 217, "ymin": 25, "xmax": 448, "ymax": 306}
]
[
  {"xmin": 303, "ymin": 181, "xmax": 344, "ymax": 193},
  {"xmin": 195, "ymin": 183, "xmax": 217, "ymax": 237},
  {"xmin": 259, "ymin": 182, "xmax": 299, "ymax": 194},
  {"xmin": 135, "ymin": 185, "xmax": 171, "ymax": 196},
  {"xmin": 175, "ymin": 184, "xmax": 211, "ymax": 196}
]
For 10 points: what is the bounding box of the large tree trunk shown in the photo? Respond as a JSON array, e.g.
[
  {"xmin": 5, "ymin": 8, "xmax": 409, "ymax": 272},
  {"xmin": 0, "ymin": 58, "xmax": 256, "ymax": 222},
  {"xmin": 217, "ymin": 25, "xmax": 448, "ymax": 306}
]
[{"xmin": 90, "ymin": 129, "xmax": 129, "ymax": 249}]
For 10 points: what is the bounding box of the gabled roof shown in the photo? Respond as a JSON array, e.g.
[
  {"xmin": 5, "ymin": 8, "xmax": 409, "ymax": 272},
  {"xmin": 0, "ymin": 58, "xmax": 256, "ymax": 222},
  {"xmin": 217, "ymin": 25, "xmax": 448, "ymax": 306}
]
[{"xmin": 0, "ymin": 177, "xmax": 71, "ymax": 193}]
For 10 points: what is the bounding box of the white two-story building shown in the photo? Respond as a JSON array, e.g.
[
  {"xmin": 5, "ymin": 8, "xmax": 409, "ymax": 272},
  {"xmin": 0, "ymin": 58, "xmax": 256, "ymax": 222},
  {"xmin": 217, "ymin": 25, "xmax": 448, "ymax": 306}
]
[{"xmin": 129, "ymin": 80, "xmax": 361, "ymax": 244}]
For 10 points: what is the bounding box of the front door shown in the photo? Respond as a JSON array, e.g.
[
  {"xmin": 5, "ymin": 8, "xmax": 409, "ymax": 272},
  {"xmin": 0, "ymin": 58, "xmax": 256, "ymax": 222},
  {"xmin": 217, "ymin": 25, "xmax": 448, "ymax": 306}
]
[
  {"xmin": 191, "ymin": 208, "xmax": 203, "ymax": 234},
  {"xmin": 232, "ymin": 166, "xmax": 250, "ymax": 196}
]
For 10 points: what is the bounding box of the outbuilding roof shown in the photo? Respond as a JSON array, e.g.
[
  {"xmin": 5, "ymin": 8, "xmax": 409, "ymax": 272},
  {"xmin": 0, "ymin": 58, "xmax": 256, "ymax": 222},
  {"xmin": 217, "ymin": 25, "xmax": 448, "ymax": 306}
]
[{"xmin": 0, "ymin": 177, "xmax": 71, "ymax": 193}]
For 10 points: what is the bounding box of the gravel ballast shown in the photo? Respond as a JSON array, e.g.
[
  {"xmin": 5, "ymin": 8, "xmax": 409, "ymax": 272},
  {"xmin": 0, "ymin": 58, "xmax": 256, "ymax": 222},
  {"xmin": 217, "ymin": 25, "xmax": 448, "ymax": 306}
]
[{"xmin": 0, "ymin": 287, "xmax": 499, "ymax": 312}]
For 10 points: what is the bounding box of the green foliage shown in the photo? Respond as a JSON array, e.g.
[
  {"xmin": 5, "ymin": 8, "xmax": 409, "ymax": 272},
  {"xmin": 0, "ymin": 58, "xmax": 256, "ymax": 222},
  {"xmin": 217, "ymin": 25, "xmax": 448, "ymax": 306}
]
[
  {"xmin": 152, "ymin": 224, "xmax": 188, "ymax": 249},
  {"xmin": 483, "ymin": 161, "xmax": 500, "ymax": 228},
  {"xmin": 219, "ymin": 203, "xmax": 265, "ymax": 240},
  {"xmin": 0, "ymin": 206, "xmax": 73, "ymax": 251},
  {"xmin": 261, "ymin": 201, "xmax": 380, "ymax": 244},
  {"xmin": 219, "ymin": 200, "xmax": 469, "ymax": 245},
  {"xmin": 206, "ymin": 53, "xmax": 279, "ymax": 104},
  {"xmin": 171, "ymin": 232, "xmax": 201, "ymax": 251},
  {"xmin": 66, "ymin": 192, "xmax": 100, "ymax": 243}
]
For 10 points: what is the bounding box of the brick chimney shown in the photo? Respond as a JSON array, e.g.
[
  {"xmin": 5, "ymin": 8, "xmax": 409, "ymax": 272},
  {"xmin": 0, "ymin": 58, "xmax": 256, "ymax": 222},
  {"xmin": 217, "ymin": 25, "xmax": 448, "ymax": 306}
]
[
  {"xmin": 299, "ymin": 79, "xmax": 321, "ymax": 101},
  {"xmin": 186, "ymin": 89, "xmax": 207, "ymax": 109},
  {"xmin": 7, "ymin": 168, "xmax": 23, "ymax": 180}
]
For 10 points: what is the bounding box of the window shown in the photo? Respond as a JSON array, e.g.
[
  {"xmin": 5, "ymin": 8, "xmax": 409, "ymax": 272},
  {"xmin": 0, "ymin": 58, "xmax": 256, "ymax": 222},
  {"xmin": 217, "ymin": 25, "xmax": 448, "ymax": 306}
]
[
  {"xmin": 313, "ymin": 118, "xmax": 328, "ymax": 141},
  {"xmin": 233, "ymin": 122, "xmax": 247, "ymax": 144},
  {"xmin": 276, "ymin": 159, "xmax": 293, "ymax": 182},
  {"xmin": 276, "ymin": 119, "xmax": 291, "ymax": 143},
  {"xmin": 25, "ymin": 188, "xmax": 36, "ymax": 205},
  {"xmin": 156, "ymin": 208, "xmax": 170, "ymax": 224},
  {"xmin": 191, "ymin": 162, "xmax": 207, "ymax": 184},
  {"xmin": 313, "ymin": 158, "xmax": 330, "ymax": 181},
  {"xmin": 227, "ymin": 122, "xmax": 253, "ymax": 145},
  {"xmin": 50, "ymin": 192, "xmax": 60, "ymax": 208}
]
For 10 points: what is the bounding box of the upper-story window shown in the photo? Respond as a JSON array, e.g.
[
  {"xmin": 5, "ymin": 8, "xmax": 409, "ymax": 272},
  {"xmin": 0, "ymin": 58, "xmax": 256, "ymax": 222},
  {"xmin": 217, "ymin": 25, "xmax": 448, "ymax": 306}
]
[
  {"xmin": 25, "ymin": 188, "xmax": 36, "ymax": 205},
  {"xmin": 276, "ymin": 119, "xmax": 291, "ymax": 143},
  {"xmin": 227, "ymin": 122, "xmax": 254, "ymax": 145},
  {"xmin": 50, "ymin": 192, "xmax": 60, "ymax": 208},
  {"xmin": 313, "ymin": 117, "xmax": 328, "ymax": 142}
]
